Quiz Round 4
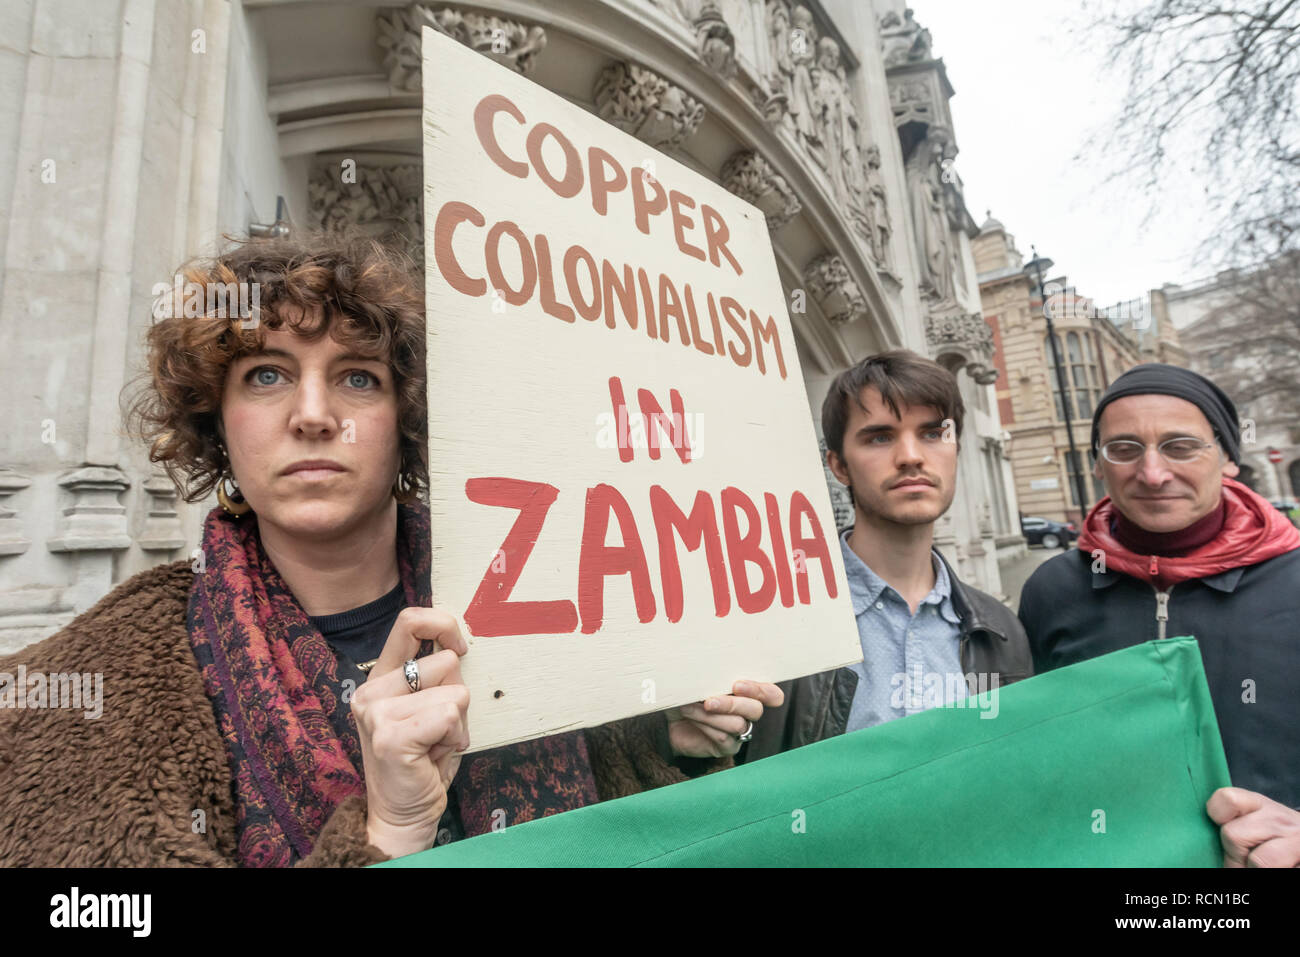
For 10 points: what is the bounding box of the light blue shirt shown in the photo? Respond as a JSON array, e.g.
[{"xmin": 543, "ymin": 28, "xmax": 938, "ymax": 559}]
[{"xmin": 839, "ymin": 528, "xmax": 966, "ymax": 732}]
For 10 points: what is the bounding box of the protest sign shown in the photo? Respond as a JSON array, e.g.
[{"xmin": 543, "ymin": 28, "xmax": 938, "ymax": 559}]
[{"xmin": 421, "ymin": 25, "xmax": 861, "ymax": 751}]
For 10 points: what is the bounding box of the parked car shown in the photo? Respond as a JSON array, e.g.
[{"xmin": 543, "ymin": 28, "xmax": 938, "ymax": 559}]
[
  {"xmin": 1270, "ymin": 499, "xmax": 1300, "ymax": 528},
  {"xmin": 1020, "ymin": 515, "xmax": 1077, "ymax": 549}
]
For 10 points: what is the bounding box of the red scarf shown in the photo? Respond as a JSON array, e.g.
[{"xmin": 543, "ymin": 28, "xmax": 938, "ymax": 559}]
[
  {"xmin": 187, "ymin": 502, "xmax": 599, "ymax": 866},
  {"xmin": 1077, "ymin": 477, "xmax": 1300, "ymax": 589}
]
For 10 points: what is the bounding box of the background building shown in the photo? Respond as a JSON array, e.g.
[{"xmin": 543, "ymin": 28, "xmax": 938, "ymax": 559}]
[
  {"xmin": 0, "ymin": 0, "xmax": 1023, "ymax": 652},
  {"xmin": 973, "ymin": 214, "xmax": 1184, "ymax": 525}
]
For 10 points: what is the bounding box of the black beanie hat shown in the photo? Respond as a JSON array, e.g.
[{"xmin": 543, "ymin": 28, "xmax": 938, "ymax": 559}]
[{"xmin": 1090, "ymin": 364, "xmax": 1241, "ymax": 464}]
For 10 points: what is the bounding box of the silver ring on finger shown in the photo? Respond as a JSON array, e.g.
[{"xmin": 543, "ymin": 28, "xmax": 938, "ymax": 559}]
[
  {"xmin": 737, "ymin": 720, "xmax": 754, "ymax": 743},
  {"xmin": 403, "ymin": 658, "xmax": 421, "ymax": 693}
]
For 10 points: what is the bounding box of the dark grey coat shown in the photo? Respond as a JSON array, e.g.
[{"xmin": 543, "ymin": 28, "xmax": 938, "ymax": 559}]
[{"xmin": 1018, "ymin": 547, "xmax": 1300, "ymax": 810}]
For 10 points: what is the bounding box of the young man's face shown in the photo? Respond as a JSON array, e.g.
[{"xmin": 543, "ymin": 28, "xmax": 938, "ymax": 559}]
[
  {"xmin": 1093, "ymin": 394, "xmax": 1239, "ymax": 533},
  {"xmin": 826, "ymin": 386, "xmax": 959, "ymax": 528}
]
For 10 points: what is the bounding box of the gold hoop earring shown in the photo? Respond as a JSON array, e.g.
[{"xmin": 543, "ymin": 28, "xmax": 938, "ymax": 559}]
[
  {"xmin": 392, "ymin": 471, "xmax": 415, "ymax": 501},
  {"xmin": 217, "ymin": 474, "xmax": 252, "ymax": 515}
]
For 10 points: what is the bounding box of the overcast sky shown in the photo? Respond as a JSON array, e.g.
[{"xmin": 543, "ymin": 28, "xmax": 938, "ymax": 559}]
[{"xmin": 906, "ymin": 0, "xmax": 1217, "ymax": 306}]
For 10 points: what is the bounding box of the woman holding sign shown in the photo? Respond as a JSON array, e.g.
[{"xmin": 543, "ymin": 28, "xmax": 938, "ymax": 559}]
[{"xmin": 0, "ymin": 232, "xmax": 782, "ymax": 866}]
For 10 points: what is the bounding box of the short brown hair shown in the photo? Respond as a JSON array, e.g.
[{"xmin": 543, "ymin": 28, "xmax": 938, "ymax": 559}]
[
  {"xmin": 821, "ymin": 349, "xmax": 965, "ymax": 456},
  {"xmin": 123, "ymin": 230, "xmax": 427, "ymax": 504}
]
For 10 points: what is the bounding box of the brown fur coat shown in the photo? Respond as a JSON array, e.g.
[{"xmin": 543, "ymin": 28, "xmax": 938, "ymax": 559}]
[{"xmin": 0, "ymin": 560, "xmax": 724, "ymax": 866}]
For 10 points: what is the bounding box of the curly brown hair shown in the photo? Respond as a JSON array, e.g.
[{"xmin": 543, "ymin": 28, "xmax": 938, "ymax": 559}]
[{"xmin": 123, "ymin": 230, "xmax": 427, "ymax": 505}]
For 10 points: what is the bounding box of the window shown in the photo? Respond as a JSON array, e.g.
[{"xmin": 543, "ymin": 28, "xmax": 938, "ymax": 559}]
[
  {"xmin": 1063, "ymin": 450, "xmax": 1107, "ymax": 508},
  {"xmin": 1045, "ymin": 331, "xmax": 1101, "ymax": 422},
  {"xmin": 1067, "ymin": 332, "xmax": 1100, "ymax": 418}
]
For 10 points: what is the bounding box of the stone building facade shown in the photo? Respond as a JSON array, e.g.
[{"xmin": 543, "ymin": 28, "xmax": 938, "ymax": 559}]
[
  {"xmin": 973, "ymin": 215, "xmax": 1184, "ymax": 525},
  {"xmin": 0, "ymin": 0, "xmax": 1022, "ymax": 652}
]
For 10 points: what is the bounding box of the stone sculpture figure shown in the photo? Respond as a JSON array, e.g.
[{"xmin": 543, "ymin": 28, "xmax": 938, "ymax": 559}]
[
  {"xmin": 788, "ymin": 5, "xmax": 820, "ymax": 155},
  {"xmin": 767, "ymin": 0, "xmax": 793, "ymax": 80},
  {"xmin": 810, "ymin": 36, "xmax": 874, "ymax": 247},
  {"xmin": 879, "ymin": 6, "xmax": 933, "ymax": 67},
  {"xmin": 809, "ymin": 36, "xmax": 848, "ymax": 195},
  {"xmin": 906, "ymin": 133, "xmax": 955, "ymax": 301},
  {"xmin": 694, "ymin": 1, "xmax": 736, "ymax": 77},
  {"xmin": 863, "ymin": 144, "xmax": 893, "ymax": 271},
  {"xmin": 763, "ymin": 0, "xmax": 793, "ymax": 125}
]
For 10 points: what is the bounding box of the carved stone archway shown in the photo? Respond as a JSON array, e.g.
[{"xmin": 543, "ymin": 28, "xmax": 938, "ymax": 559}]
[{"xmin": 269, "ymin": 0, "xmax": 909, "ymax": 364}]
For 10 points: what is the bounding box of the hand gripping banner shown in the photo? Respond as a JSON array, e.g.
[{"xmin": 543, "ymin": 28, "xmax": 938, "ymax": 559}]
[{"xmin": 378, "ymin": 637, "xmax": 1230, "ymax": 867}]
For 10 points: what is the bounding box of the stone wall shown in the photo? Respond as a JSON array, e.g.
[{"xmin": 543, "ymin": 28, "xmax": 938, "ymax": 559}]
[{"xmin": 0, "ymin": 0, "xmax": 1024, "ymax": 649}]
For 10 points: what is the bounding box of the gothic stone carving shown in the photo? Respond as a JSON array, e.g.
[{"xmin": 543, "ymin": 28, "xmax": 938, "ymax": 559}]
[
  {"xmin": 804, "ymin": 254, "xmax": 867, "ymax": 326},
  {"xmin": 906, "ymin": 127, "xmax": 960, "ymax": 302},
  {"xmin": 694, "ymin": 1, "xmax": 737, "ymax": 78},
  {"xmin": 760, "ymin": 4, "xmax": 878, "ymax": 249},
  {"xmin": 879, "ymin": 7, "xmax": 933, "ymax": 67},
  {"xmin": 377, "ymin": 4, "xmax": 546, "ymax": 92},
  {"xmin": 809, "ymin": 38, "xmax": 867, "ymax": 219},
  {"xmin": 742, "ymin": 2, "xmax": 891, "ymax": 263},
  {"xmin": 925, "ymin": 311, "xmax": 999, "ymax": 385},
  {"xmin": 721, "ymin": 150, "xmax": 801, "ymax": 230},
  {"xmin": 309, "ymin": 162, "xmax": 424, "ymax": 263},
  {"xmin": 890, "ymin": 77, "xmax": 937, "ymax": 129},
  {"xmin": 594, "ymin": 63, "xmax": 705, "ymax": 151},
  {"xmin": 863, "ymin": 144, "xmax": 894, "ymax": 274},
  {"xmin": 762, "ymin": 2, "xmax": 818, "ymax": 141}
]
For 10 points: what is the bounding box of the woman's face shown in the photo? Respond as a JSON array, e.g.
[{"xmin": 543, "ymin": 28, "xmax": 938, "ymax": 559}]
[{"xmin": 219, "ymin": 312, "xmax": 402, "ymax": 539}]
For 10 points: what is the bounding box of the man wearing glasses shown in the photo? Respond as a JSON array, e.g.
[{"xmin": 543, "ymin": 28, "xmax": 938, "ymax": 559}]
[{"xmin": 1019, "ymin": 364, "xmax": 1300, "ymax": 866}]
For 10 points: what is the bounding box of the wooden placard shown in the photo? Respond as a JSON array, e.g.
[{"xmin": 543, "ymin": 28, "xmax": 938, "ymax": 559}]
[{"xmin": 421, "ymin": 25, "xmax": 861, "ymax": 751}]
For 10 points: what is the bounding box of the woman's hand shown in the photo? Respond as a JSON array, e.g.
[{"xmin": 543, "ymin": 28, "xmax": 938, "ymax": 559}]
[
  {"xmin": 666, "ymin": 680, "xmax": 784, "ymax": 758},
  {"xmin": 350, "ymin": 607, "xmax": 470, "ymax": 859}
]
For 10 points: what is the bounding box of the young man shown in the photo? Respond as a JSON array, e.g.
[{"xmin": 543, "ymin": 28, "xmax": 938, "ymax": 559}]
[
  {"xmin": 739, "ymin": 350, "xmax": 1031, "ymax": 760},
  {"xmin": 1019, "ymin": 363, "xmax": 1300, "ymax": 867}
]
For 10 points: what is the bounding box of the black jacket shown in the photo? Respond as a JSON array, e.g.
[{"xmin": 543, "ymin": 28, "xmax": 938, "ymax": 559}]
[
  {"xmin": 1018, "ymin": 547, "xmax": 1300, "ymax": 809},
  {"xmin": 738, "ymin": 548, "xmax": 1032, "ymax": 764}
]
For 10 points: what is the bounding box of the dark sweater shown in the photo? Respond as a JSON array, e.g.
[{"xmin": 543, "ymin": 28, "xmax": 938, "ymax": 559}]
[{"xmin": 308, "ymin": 584, "xmax": 465, "ymax": 846}]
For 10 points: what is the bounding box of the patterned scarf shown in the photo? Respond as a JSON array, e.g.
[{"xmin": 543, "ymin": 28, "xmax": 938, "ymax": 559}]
[{"xmin": 187, "ymin": 501, "xmax": 599, "ymax": 866}]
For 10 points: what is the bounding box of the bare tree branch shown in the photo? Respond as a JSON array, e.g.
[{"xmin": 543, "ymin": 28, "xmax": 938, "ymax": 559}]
[{"xmin": 1083, "ymin": 0, "xmax": 1300, "ymax": 265}]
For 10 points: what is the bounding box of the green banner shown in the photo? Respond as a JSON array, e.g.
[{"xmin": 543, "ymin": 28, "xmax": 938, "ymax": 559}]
[{"xmin": 378, "ymin": 637, "xmax": 1229, "ymax": 867}]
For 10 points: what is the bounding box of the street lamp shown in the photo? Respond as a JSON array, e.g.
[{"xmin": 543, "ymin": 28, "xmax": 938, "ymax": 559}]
[{"xmin": 1024, "ymin": 247, "xmax": 1089, "ymax": 520}]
